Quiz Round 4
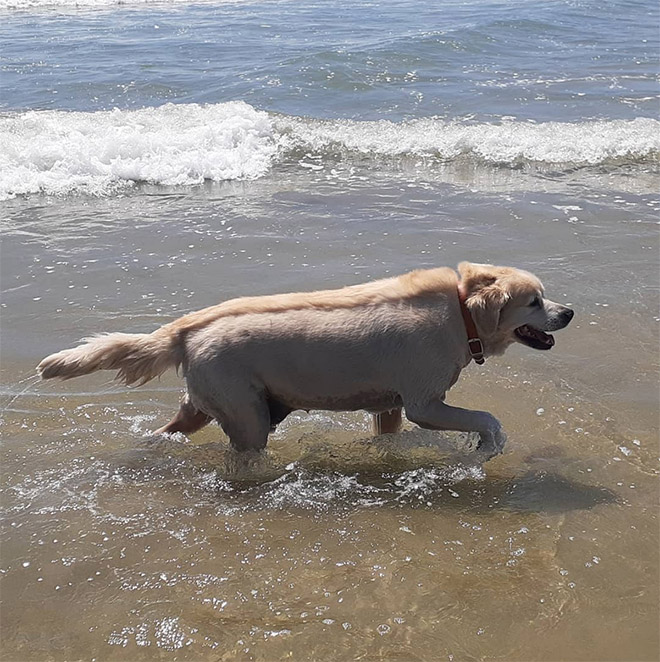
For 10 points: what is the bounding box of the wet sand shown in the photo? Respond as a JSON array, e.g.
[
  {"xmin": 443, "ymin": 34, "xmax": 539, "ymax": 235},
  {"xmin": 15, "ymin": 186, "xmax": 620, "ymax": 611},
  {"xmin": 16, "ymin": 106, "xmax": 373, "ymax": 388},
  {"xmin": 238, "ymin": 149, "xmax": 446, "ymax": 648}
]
[{"xmin": 1, "ymin": 171, "xmax": 659, "ymax": 660}]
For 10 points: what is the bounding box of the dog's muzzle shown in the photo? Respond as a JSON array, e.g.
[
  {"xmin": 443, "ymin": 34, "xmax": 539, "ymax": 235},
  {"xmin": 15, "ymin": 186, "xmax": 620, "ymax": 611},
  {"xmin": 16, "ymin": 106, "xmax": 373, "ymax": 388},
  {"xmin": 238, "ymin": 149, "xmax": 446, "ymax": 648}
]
[
  {"xmin": 515, "ymin": 304, "xmax": 574, "ymax": 350},
  {"xmin": 544, "ymin": 305, "xmax": 575, "ymax": 332}
]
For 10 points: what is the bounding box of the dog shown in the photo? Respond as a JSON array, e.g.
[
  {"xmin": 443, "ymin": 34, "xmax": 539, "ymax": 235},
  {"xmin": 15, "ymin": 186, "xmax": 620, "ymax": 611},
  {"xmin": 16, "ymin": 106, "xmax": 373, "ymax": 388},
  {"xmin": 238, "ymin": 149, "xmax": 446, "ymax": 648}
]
[{"xmin": 37, "ymin": 262, "xmax": 574, "ymax": 457}]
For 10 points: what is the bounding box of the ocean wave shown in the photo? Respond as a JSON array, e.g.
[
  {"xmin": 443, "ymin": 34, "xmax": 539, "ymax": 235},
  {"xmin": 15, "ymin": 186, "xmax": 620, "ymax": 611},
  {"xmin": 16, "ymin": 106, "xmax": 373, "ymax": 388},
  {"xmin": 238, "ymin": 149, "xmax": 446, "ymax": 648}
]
[
  {"xmin": 1, "ymin": 102, "xmax": 658, "ymax": 199},
  {"xmin": 0, "ymin": 102, "xmax": 276, "ymax": 199},
  {"xmin": 279, "ymin": 115, "xmax": 660, "ymax": 166}
]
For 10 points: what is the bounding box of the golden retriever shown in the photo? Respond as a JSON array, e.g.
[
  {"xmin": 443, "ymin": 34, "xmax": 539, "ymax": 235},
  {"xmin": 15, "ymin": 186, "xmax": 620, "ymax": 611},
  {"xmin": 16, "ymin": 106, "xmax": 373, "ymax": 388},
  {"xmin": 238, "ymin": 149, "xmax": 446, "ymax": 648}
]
[{"xmin": 37, "ymin": 262, "xmax": 574, "ymax": 457}]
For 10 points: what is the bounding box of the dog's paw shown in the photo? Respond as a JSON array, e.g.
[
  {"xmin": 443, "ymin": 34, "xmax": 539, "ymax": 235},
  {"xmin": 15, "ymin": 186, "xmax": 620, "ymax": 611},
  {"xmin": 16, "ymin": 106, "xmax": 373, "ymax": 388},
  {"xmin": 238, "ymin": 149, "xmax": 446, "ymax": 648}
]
[{"xmin": 476, "ymin": 423, "xmax": 507, "ymax": 459}]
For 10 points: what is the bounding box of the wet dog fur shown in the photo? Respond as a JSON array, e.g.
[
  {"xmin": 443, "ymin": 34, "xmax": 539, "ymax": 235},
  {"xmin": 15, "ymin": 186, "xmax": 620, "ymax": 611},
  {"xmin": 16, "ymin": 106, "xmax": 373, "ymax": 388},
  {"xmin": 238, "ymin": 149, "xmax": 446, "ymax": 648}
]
[{"xmin": 38, "ymin": 262, "xmax": 574, "ymax": 456}]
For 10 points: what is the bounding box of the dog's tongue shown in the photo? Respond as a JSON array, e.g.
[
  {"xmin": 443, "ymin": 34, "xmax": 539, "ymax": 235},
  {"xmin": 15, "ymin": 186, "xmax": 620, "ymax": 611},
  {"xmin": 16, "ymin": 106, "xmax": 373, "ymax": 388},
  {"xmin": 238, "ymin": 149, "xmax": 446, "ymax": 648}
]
[{"xmin": 519, "ymin": 325, "xmax": 555, "ymax": 346}]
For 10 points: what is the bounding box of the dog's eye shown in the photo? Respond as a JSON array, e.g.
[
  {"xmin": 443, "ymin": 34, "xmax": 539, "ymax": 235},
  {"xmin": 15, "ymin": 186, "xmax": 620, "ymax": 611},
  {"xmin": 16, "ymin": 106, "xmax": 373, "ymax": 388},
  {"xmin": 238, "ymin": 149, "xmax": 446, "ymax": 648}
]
[{"xmin": 529, "ymin": 297, "xmax": 542, "ymax": 308}]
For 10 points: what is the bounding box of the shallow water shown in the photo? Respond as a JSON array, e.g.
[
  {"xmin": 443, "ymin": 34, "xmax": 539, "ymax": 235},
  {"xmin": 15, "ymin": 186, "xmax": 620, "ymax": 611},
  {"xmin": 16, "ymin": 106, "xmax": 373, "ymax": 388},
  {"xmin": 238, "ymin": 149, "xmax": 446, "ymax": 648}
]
[
  {"xmin": 2, "ymin": 177, "xmax": 659, "ymax": 661},
  {"xmin": 1, "ymin": 0, "xmax": 659, "ymax": 660}
]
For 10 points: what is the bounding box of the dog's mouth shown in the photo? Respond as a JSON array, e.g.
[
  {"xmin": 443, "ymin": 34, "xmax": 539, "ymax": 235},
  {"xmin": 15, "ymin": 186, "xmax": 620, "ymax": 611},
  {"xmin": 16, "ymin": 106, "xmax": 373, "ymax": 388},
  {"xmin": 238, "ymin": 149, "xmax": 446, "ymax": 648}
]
[{"xmin": 514, "ymin": 324, "xmax": 555, "ymax": 350}]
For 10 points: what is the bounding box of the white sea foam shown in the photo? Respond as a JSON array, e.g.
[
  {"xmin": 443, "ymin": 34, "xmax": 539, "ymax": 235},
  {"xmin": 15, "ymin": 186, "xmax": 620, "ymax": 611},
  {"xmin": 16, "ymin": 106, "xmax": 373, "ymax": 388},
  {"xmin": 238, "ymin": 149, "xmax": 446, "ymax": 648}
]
[
  {"xmin": 0, "ymin": 102, "xmax": 276, "ymax": 199},
  {"xmin": 280, "ymin": 115, "xmax": 660, "ymax": 166},
  {"xmin": 1, "ymin": 102, "xmax": 658, "ymax": 199}
]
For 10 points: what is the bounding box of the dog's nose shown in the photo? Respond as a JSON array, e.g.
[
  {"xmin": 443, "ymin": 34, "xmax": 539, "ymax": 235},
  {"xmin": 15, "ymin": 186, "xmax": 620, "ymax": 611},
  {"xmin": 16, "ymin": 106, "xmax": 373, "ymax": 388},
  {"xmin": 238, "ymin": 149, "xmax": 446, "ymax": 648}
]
[{"xmin": 562, "ymin": 307, "xmax": 575, "ymax": 324}]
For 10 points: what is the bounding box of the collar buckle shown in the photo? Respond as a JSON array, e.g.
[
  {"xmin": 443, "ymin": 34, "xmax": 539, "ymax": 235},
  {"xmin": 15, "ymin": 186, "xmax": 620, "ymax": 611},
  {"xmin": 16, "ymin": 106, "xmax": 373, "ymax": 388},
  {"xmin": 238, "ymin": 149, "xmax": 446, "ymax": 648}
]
[{"xmin": 458, "ymin": 282, "xmax": 486, "ymax": 365}]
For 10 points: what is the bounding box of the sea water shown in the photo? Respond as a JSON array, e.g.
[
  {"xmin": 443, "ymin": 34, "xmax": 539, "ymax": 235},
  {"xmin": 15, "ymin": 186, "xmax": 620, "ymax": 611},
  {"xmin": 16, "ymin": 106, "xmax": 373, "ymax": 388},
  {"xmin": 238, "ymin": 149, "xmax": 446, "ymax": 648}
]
[{"xmin": 1, "ymin": 1, "xmax": 659, "ymax": 660}]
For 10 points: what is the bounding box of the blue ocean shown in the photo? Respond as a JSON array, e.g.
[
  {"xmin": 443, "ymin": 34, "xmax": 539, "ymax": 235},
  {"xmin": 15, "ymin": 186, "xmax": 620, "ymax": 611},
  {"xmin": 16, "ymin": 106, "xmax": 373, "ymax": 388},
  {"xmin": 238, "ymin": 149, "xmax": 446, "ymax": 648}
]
[{"xmin": 1, "ymin": 0, "xmax": 658, "ymax": 197}]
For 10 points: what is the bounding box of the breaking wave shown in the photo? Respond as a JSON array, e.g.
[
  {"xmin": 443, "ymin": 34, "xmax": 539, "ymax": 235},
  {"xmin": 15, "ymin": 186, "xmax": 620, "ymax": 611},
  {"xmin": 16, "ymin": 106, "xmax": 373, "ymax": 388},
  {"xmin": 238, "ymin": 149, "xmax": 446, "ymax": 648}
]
[
  {"xmin": 2, "ymin": 101, "xmax": 658, "ymax": 199},
  {"xmin": 0, "ymin": 102, "xmax": 276, "ymax": 199},
  {"xmin": 278, "ymin": 114, "xmax": 660, "ymax": 166}
]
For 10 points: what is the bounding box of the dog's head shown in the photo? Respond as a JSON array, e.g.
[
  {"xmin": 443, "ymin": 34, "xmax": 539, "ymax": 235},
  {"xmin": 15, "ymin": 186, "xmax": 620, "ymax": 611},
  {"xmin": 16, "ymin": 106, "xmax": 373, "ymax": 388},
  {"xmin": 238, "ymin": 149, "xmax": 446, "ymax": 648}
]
[{"xmin": 457, "ymin": 261, "xmax": 574, "ymax": 356}]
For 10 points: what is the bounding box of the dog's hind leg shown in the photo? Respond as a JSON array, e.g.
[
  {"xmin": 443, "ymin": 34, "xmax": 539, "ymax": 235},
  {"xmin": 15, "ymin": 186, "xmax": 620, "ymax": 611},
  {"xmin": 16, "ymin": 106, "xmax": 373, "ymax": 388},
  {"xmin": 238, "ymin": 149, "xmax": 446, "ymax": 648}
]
[
  {"xmin": 154, "ymin": 393, "xmax": 212, "ymax": 437},
  {"xmin": 217, "ymin": 393, "xmax": 271, "ymax": 452},
  {"xmin": 372, "ymin": 408, "xmax": 403, "ymax": 435}
]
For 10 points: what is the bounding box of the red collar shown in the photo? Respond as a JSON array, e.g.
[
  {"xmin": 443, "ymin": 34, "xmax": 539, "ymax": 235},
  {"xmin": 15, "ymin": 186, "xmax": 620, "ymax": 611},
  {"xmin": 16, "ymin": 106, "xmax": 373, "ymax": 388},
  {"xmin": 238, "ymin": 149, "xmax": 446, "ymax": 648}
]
[{"xmin": 457, "ymin": 286, "xmax": 485, "ymax": 365}]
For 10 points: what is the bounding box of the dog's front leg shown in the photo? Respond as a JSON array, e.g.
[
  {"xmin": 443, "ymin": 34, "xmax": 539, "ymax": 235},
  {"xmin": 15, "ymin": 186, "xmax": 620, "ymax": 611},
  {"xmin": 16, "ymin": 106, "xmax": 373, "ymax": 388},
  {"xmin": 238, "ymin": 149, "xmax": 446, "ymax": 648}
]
[{"xmin": 405, "ymin": 400, "xmax": 506, "ymax": 457}]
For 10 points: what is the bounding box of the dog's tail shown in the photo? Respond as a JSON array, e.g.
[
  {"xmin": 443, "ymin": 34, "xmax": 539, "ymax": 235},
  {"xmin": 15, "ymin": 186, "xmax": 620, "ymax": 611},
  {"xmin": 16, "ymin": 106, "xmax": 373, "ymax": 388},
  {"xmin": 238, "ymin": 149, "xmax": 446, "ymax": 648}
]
[{"xmin": 37, "ymin": 328, "xmax": 181, "ymax": 386}]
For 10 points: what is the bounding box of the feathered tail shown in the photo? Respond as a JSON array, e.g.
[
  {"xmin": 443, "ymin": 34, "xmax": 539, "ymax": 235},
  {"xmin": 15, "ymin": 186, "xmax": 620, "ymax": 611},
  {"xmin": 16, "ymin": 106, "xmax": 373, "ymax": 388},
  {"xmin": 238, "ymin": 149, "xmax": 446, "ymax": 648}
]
[{"xmin": 37, "ymin": 329, "xmax": 180, "ymax": 386}]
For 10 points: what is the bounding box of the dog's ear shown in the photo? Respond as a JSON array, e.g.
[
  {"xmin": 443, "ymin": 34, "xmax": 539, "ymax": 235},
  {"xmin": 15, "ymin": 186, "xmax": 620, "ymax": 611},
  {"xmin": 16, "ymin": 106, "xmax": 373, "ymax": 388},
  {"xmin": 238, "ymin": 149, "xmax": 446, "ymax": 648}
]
[
  {"xmin": 457, "ymin": 261, "xmax": 497, "ymax": 291},
  {"xmin": 458, "ymin": 262, "xmax": 510, "ymax": 335}
]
